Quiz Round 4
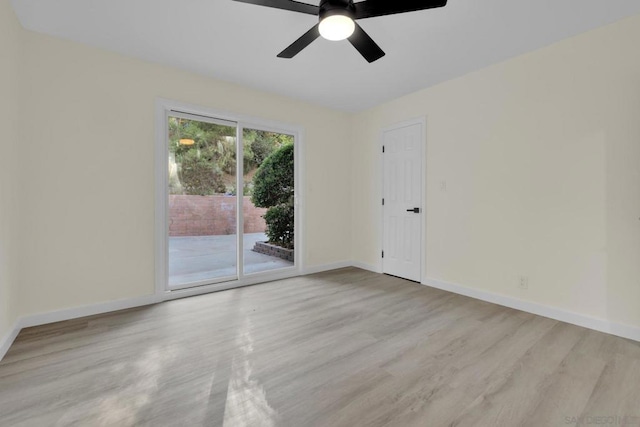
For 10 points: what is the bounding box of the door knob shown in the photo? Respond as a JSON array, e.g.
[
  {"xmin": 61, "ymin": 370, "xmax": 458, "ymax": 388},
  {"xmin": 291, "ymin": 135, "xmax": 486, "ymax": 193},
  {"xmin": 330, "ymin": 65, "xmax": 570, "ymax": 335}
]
[{"xmin": 407, "ymin": 208, "xmax": 420, "ymax": 213}]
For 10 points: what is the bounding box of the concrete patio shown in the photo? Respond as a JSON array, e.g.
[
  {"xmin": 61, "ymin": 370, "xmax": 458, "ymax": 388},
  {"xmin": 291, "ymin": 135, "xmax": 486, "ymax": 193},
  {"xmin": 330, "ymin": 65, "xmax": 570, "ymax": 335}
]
[{"xmin": 168, "ymin": 232, "xmax": 293, "ymax": 287}]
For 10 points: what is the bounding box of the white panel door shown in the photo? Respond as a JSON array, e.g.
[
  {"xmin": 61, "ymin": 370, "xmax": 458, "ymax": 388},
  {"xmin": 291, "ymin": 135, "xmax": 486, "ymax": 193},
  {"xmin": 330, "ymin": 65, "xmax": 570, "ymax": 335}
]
[{"xmin": 383, "ymin": 123, "xmax": 423, "ymax": 282}]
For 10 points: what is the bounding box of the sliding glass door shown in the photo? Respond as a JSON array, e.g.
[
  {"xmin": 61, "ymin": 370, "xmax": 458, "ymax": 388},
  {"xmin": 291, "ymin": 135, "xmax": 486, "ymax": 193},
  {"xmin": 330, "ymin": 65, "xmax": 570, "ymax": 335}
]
[
  {"xmin": 164, "ymin": 111, "xmax": 296, "ymax": 291},
  {"xmin": 167, "ymin": 113, "xmax": 238, "ymax": 288},
  {"xmin": 241, "ymin": 127, "xmax": 295, "ymax": 275}
]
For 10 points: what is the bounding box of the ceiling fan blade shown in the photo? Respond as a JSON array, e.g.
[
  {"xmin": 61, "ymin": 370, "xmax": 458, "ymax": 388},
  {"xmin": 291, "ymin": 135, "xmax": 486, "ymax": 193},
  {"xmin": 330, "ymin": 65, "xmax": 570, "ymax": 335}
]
[
  {"xmin": 232, "ymin": 0, "xmax": 318, "ymax": 16},
  {"xmin": 354, "ymin": 0, "xmax": 447, "ymax": 20},
  {"xmin": 277, "ymin": 24, "xmax": 321, "ymax": 58},
  {"xmin": 348, "ymin": 23, "xmax": 385, "ymax": 63}
]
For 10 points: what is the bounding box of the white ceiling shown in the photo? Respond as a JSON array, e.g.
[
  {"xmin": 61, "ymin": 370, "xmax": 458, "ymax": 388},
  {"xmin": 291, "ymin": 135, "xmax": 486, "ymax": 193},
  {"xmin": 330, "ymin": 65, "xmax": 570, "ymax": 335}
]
[{"xmin": 11, "ymin": 0, "xmax": 640, "ymax": 112}]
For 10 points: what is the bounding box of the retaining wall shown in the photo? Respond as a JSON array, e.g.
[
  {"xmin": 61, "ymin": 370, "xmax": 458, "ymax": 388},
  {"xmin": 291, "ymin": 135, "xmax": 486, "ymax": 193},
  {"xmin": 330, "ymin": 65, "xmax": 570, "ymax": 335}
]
[{"xmin": 169, "ymin": 195, "xmax": 266, "ymax": 236}]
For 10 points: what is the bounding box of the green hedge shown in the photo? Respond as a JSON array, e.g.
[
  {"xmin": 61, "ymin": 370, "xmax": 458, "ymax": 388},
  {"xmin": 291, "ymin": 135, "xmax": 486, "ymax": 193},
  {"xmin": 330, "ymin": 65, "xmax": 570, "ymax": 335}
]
[{"xmin": 252, "ymin": 144, "xmax": 294, "ymax": 249}]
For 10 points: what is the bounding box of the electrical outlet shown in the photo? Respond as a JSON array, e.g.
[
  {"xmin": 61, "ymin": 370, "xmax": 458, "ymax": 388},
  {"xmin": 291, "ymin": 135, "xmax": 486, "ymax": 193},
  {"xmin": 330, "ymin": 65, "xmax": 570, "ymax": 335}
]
[
  {"xmin": 440, "ymin": 180, "xmax": 447, "ymax": 192},
  {"xmin": 518, "ymin": 276, "xmax": 529, "ymax": 290}
]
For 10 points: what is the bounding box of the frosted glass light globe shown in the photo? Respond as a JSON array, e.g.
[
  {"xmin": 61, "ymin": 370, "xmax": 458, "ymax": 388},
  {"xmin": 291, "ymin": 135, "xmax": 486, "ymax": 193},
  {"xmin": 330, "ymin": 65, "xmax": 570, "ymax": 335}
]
[{"xmin": 319, "ymin": 15, "xmax": 355, "ymax": 41}]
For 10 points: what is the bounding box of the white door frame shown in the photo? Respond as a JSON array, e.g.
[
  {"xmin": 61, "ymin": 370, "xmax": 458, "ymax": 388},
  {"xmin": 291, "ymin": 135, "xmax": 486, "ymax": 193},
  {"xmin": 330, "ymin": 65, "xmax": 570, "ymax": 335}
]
[
  {"xmin": 154, "ymin": 98, "xmax": 305, "ymax": 301},
  {"xmin": 379, "ymin": 117, "xmax": 427, "ymax": 283}
]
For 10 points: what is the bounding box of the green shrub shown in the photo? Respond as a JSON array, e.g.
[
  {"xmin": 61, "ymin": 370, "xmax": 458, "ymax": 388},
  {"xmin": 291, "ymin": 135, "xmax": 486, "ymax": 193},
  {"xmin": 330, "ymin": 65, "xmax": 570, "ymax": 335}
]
[
  {"xmin": 263, "ymin": 203, "xmax": 294, "ymax": 249},
  {"xmin": 252, "ymin": 144, "xmax": 295, "ymax": 248},
  {"xmin": 252, "ymin": 144, "xmax": 294, "ymax": 208},
  {"xmin": 179, "ymin": 151, "xmax": 226, "ymax": 195},
  {"xmin": 251, "ymin": 137, "xmax": 276, "ymax": 165},
  {"xmin": 244, "ymin": 129, "xmax": 292, "ymax": 166}
]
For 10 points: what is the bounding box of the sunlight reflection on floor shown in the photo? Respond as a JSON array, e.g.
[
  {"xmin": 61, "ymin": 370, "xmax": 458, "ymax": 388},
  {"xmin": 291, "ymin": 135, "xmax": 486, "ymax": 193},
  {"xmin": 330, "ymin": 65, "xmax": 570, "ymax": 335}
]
[{"xmin": 223, "ymin": 318, "xmax": 278, "ymax": 427}]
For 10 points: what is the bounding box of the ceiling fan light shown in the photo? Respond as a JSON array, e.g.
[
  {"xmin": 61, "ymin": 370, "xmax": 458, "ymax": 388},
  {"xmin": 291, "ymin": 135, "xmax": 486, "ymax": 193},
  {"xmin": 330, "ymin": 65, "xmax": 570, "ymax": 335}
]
[{"xmin": 319, "ymin": 14, "xmax": 355, "ymax": 41}]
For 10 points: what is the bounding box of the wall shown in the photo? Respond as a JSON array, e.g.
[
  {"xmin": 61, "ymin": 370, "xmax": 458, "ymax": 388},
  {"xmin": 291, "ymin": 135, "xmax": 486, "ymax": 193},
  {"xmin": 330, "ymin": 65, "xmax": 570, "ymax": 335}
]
[
  {"xmin": 168, "ymin": 195, "xmax": 266, "ymax": 236},
  {"xmin": 14, "ymin": 29, "xmax": 353, "ymax": 318},
  {"xmin": 0, "ymin": 0, "xmax": 22, "ymax": 344},
  {"xmin": 351, "ymin": 14, "xmax": 640, "ymax": 330},
  {"xmin": 3, "ymin": 1, "xmax": 639, "ymax": 341}
]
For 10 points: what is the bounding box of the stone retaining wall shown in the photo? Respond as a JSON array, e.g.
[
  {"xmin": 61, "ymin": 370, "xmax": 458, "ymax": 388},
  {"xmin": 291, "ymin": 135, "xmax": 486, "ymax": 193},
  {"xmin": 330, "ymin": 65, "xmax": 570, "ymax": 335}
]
[{"xmin": 252, "ymin": 241, "xmax": 294, "ymax": 262}]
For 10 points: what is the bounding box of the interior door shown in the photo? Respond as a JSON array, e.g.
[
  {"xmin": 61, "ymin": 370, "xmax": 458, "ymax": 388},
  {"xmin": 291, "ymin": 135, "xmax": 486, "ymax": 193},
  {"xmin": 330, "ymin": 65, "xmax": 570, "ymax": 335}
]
[{"xmin": 383, "ymin": 122, "xmax": 423, "ymax": 282}]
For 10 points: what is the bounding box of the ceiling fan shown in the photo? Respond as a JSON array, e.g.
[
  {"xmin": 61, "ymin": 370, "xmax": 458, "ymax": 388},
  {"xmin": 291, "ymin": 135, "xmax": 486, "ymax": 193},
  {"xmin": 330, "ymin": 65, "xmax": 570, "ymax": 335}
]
[{"xmin": 232, "ymin": 0, "xmax": 448, "ymax": 63}]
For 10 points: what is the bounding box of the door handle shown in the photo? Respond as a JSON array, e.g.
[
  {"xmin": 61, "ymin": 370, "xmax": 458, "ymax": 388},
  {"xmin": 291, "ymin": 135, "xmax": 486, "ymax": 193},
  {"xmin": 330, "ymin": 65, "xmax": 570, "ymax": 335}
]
[{"xmin": 407, "ymin": 208, "xmax": 420, "ymax": 213}]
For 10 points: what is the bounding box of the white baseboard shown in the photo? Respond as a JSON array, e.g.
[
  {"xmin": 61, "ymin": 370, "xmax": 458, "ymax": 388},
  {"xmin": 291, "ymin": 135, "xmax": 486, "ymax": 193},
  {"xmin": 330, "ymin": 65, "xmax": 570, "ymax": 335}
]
[
  {"xmin": 423, "ymin": 277, "xmax": 640, "ymax": 343},
  {"xmin": 19, "ymin": 294, "xmax": 161, "ymax": 329},
  {"xmin": 0, "ymin": 320, "xmax": 21, "ymax": 361},
  {"xmin": 351, "ymin": 261, "xmax": 382, "ymax": 274},
  {"xmin": 4, "ymin": 268, "xmax": 637, "ymax": 363},
  {"xmin": 0, "ymin": 294, "xmax": 160, "ymax": 361},
  {"xmin": 0, "ymin": 265, "xmax": 350, "ymax": 360},
  {"xmin": 303, "ymin": 261, "xmax": 353, "ymax": 275},
  {"xmin": 303, "ymin": 261, "xmax": 382, "ymax": 275},
  {"xmin": 1, "ymin": 265, "xmax": 353, "ymax": 361}
]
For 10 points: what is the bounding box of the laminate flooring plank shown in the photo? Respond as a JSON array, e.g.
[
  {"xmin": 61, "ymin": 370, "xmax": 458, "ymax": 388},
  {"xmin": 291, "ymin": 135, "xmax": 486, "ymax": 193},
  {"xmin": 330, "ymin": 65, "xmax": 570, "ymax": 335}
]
[
  {"xmin": 579, "ymin": 354, "xmax": 640, "ymax": 421},
  {"xmin": 1, "ymin": 268, "xmax": 639, "ymax": 427},
  {"xmin": 448, "ymin": 322, "xmax": 587, "ymax": 426},
  {"xmin": 522, "ymin": 349, "xmax": 607, "ymax": 427}
]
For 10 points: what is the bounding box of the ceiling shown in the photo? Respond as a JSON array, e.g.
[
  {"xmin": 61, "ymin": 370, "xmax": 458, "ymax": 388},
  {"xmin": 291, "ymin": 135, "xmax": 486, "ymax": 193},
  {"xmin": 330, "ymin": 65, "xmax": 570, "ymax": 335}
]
[{"xmin": 11, "ymin": 0, "xmax": 640, "ymax": 112}]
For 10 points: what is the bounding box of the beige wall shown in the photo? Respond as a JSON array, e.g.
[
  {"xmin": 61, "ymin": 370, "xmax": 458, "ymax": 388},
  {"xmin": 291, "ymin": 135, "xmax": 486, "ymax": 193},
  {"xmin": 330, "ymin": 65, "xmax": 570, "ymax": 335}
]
[
  {"xmin": 13, "ymin": 26, "xmax": 353, "ymax": 317},
  {"xmin": 351, "ymin": 15, "xmax": 640, "ymax": 329},
  {"xmin": 0, "ymin": 0, "xmax": 22, "ymax": 340},
  {"xmin": 2, "ymin": 0, "xmax": 639, "ymax": 338}
]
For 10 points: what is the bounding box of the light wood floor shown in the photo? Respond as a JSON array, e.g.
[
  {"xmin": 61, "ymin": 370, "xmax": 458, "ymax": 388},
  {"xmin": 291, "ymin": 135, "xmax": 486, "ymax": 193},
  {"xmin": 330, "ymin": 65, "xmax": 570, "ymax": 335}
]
[{"xmin": 1, "ymin": 268, "xmax": 639, "ymax": 427}]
